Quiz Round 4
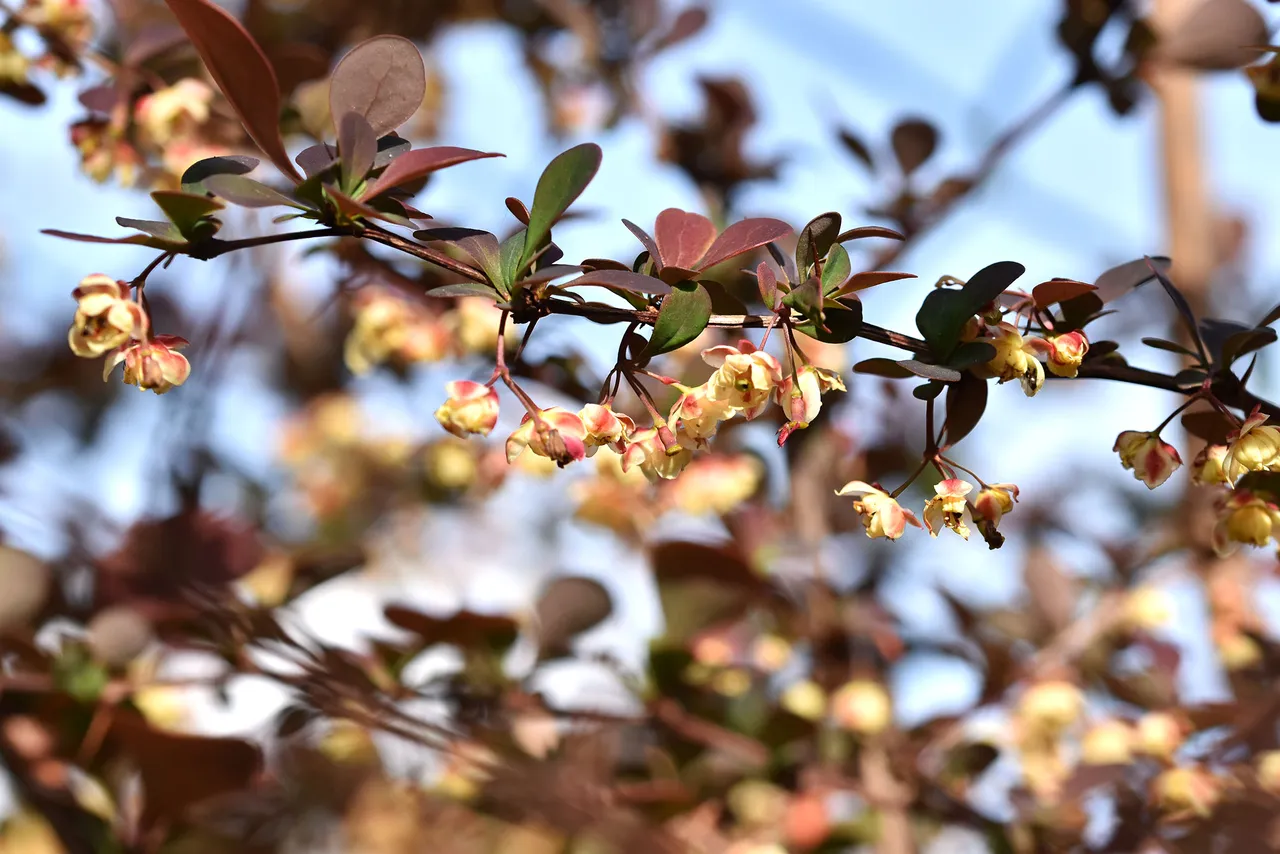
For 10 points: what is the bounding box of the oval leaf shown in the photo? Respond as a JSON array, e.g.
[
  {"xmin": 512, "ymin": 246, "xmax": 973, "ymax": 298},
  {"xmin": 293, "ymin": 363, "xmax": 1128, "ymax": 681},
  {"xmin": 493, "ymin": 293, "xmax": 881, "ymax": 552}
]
[
  {"xmin": 835, "ymin": 225, "xmax": 906, "ymax": 243},
  {"xmin": 533, "ymin": 576, "xmax": 613, "ymax": 659},
  {"xmin": 945, "ymin": 371, "xmax": 988, "ymax": 446},
  {"xmin": 204, "ymin": 174, "xmax": 309, "ymax": 209},
  {"xmin": 795, "ymin": 212, "xmax": 841, "ymax": 279},
  {"xmin": 1093, "ymin": 256, "xmax": 1170, "ymax": 304},
  {"xmin": 338, "ymin": 111, "xmax": 377, "ymax": 187},
  {"xmin": 645, "ymin": 281, "xmax": 712, "ymax": 356},
  {"xmin": 1032, "ymin": 278, "xmax": 1096, "ymax": 309},
  {"xmin": 890, "ymin": 118, "xmax": 938, "ymax": 175},
  {"xmin": 162, "ymin": 0, "xmax": 302, "ymax": 182},
  {"xmin": 820, "ymin": 242, "xmax": 852, "ymax": 295},
  {"xmin": 521, "ymin": 143, "xmax": 603, "ymax": 268},
  {"xmin": 568, "ymin": 270, "xmax": 672, "ymax": 294},
  {"xmin": 834, "ymin": 270, "xmax": 916, "ymax": 297},
  {"xmin": 328, "ymin": 35, "xmax": 426, "ymax": 137},
  {"xmin": 362, "ymin": 146, "xmax": 503, "ymax": 200},
  {"xmin": 696, "ymin": 217, "xmax": 792, "ymax": 271},
  {"xmin": 854, "ymin": 358, "xmax": 914, "ymax": 379},
  {"xmin": 897, "ymin": 360, "xmax": 962, "ymax": 383},
  {"xmin": 180, "ymin": 154, "xmax": 259, "ymax": 192},
  {"xmin": 654, "ymin": 208, "xmax": 717, "ymax": 270}
]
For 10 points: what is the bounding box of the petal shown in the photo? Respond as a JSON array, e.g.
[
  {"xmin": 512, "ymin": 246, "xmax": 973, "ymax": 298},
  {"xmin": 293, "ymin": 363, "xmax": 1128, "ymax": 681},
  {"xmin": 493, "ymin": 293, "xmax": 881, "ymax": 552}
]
[
  {"xmin": 836, "ymin": 480, "xmax": 882, "ymax": 498},
  {"xmin": 700, "ymin": 345, "xmax": 740, "ymax": 368}
]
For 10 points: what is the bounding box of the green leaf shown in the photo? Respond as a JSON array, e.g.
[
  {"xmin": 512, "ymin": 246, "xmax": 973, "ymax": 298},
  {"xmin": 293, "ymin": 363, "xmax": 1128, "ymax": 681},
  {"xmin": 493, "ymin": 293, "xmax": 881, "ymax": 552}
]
[
  {"xmin": 151, "ymin": 191, "xmax": 224, "ymax": 238},
  {"xmin": 521, "ymin": 143, "xmax": 602, "ymax": 268},
  {"xmin": 1141, "ymin": 337, "xmax": 1198, "ymax": 358},
  {"xmin": 500, "ymin": 228, "xmax": 527, "ymax": 293},
  {"xmin": 913, "ymin": 382, "xmax": 946, "ymax": 400},
  {"xmin": 915, "ymin": 288, "xmax": 972, "ymax": 359},
  {"xmin": 897, "ymin": 360, "xmax": 962, "ymax": 383},
  {"xmin": 180, "ymin": 154, "xmax": 259, "ymax": 193},
  {"xmin": 948, "ymin": 341, "xmax": 997, "ymax": 370},
  {"xmin": 782, "ymin": 276, "xmax": 824, "ymax": 328},
  {"xmin": 795, "ymin": 211, "xmax": 841, "ymax": 279},
  {"xmin": 644, "ymin": 280, "xmax": 712, "ymax": 356},
  {"xmin": 203, "ymin": 174, "xmax": 311, "ymax": 210},
  {"xmin": 794, "ymin": 297, "xmax": 862, "ymax": 343},
  {"xmin": 945, "ymin": 372, "xmax": 988, "ymax": 446},
  {"xmin": 820, "ymin": 243, "xmax": 851, "ymax": 295},
  {"xmin": 1223, "ymin": 326, "xmax": 1277, "ymax": 365},
  {"xmin": 853, "ymin": 358, "xmax": 914, "ymax": 379},
  {"xmin": 116, "ymin": 217, "xmax": 185, "ymax": 241},
  {"xmin": 961, "ymin": 260, "xmax": 1025, "ymax": 311},
  {"xmin": 428, "ymin": 282, "xmax": 500, "ymax": 298}
]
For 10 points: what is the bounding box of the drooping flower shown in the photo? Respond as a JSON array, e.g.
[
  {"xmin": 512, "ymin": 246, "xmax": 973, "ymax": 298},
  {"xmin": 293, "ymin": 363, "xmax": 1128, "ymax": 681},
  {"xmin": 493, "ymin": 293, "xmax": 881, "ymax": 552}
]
[
  {"xmin": 922, "ymin": 478, "xmax": 975, "ymax": 539},
  {"xmin": 133, "ymin": 78, "xmax": 214, "ymax": 146},
  {"xmin": 702, "ymin": 339, "xmax": 784, "ymax": 418},
  {"xmin": 835, "ymin": 480, "xmax": 920, "ymax": 540},
  {"xmin": 621, "ymin": 427, "xmax": 692, "ymax": 481},
  {"xmin": 1224, "ymin": 410, "xmax": 1280, "ymax": 483},
  {"xmin": 434, "ymin": 381, "xmax": 499, "ymax": 438},
  {"xmin": 68, "ymin": 274, "xmax": 147, "ymax": 357},
  {"xmin": 983, "ymin": 322, "xmax": 1050, "ymax": 397},
  {"xmin": 104, "ymin": 335, "xmax": 190, "ymax": 394},
  {"xmin": 1113, "ymin": 430, "xmax": 1182, "ymax": 489},
  {"xmin": 1192, "ymin": 444, "xmax": 1230, "ymax": 486},
  {"xmin": 579, "ymin": 404, "xmax": 634, "ymax": 454},
  {"xmin": 775, "ymin": 365, "xmax": 846, "ymax": 442},
  {"xmin": 1045, "ymin": 331, "xmax": 1089, "ymax": 379},
  {"xmin": 972, "ymin": 483, "xmax": 1019, "ymax": 528},
  {"xmin": 505, "ymin": 407, "xmax": 587, "ymax": 468},
  {"xmin": 670, "ymin": 383, "xmax": 735, "ymax": 443},
  {"xmin": 1212, "ymin": 489, "xmax": 1280, "ymax": 555}
]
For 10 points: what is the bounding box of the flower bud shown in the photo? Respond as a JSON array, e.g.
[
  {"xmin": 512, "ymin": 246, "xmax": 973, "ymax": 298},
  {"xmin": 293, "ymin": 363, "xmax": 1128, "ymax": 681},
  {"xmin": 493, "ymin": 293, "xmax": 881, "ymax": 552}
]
[
  {"xmin": 1081, "ymin": 719, "xmax": 1132, "ymax": 765},
  {"xmin": 1016, "ymin": 680, "xmax": 1083, "ymax": 737},
  {"xmin": 434, "ymin": 380, "xmax": 499, "ymax": 438},
  {"xmin": 1134, "ymin": 711, "xmax": 1185, "ymax": 761},
  {"xmin": 972, "ymin": 483, "xmax": 1018, "ymax": 528},
  {"xmin": 1045, "ymin": 331, "xmax": 1088, "ymax": 378},
  {"xmin": 1212, "ymin": 490, "xmax": 1280, "ymax": 555},
  {"xmin": 830, "ymin": 679, "xmax": 892, "ymax": 735},
  {"xmin": 1113, "ymin": 430, "xmax": 1182, "ymax": 489}
]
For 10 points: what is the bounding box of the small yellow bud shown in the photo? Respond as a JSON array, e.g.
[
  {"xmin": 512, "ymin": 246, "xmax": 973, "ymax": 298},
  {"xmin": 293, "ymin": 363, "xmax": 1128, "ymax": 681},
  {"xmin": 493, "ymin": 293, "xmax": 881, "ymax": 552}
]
[
  {"xmin": 1134, "ymin": 712, "xmax": 1185, "ymax": 761},
  {"xmin": 830, "ymin": 679, "xmax": 892, "ymax": 735},
  {"xmin": 1153, "ymin": 766, "xmax": 1221, "ymax": 816},
  {"xmin": 1017, "ymin": 680, "xmax": 1083, "ymax": 737},
  {"xmin": 781, "ymin": 679, "xmax": 827, "ymax": 721},
  {"xmin": 1081, "ymin": 719, "xmax": 1133, "ymax": 765}
]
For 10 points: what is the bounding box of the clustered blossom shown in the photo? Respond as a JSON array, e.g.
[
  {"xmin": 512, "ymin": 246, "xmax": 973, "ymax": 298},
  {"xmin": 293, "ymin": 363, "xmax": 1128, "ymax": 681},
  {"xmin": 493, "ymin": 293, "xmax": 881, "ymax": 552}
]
[
  {"xmin": 133, "ymin": 79, "xmax": 215, "ymax": 147},
  {"xmin": 982, "ymin": 321, "xmax": 1051, "ymax": 396},
  {"xmin": 65, "ymin": 274, "xmax": 190, "ymax": 394},
  {"xmin": 345, "ymin": 288, "xmax": 450, "ymax": 375},
  {"xmin": 836, "ymin": 475, "xmax": 1016, "ymax": 543}
]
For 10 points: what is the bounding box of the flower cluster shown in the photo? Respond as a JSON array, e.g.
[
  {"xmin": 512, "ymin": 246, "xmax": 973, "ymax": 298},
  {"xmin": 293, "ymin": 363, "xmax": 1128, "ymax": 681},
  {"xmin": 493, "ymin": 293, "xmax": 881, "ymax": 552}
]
[
  {"xmin": 836, "ymin": 477, "xmax": 1018, "ymax": 544},
  {"xmin": 976, "ymin": 323, "xmax": 1089, "ymax": 398},
  {"xmin": 345, "ymin": 291, "xmax": 513, "ymax": 376},
  {"xmin": 66, "ymin": 274, "xmax": 189, "ymax": 394}
]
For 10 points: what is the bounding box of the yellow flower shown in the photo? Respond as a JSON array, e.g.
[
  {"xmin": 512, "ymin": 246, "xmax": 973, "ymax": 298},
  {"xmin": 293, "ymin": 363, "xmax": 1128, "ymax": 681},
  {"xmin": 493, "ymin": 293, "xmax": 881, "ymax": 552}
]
[
  {"xmin": 104, "ymin": 335, "xmax": 191, "ymax": 394},
  {"xmin": 670, "ymin": 383, "xmax": 735, "ymax": 443},
  {"xmin": 1134, "ymin": 712, "xmax": 1185, "ymax": 761},
  {"xmin": 830, "ymin": 680, "xmax": 892, "ymax": 736},
  {"xmin": 0, "ymin": 32, "xmax": 29, "ymax": 85},
  {"xmin": 1081, "ymin": 719, "xmax": 1133, "ymax": 765},
  {"xmin": 578, "ymin": 404, "xmax": 634, "ymax": 454},
  {"xmin": 1257, "ymin": 750, "xmax": 1280, "ymax": 795},
  {"xmin": 134, "ymin": 78, "xmax": 214, "ymax": 146},
  {"xmin": 1192, "ymin": 444, "xmax": 1230, "ymax": 486},
  {"xmin": 505, "ymin": 407, "xmax": 587, "ymax": 467},
  {"xmin": 434, "ymin": 380, "xmax": 499, "ymax": 438},
  {"xmin": 621, "ymin": 427, "xmax": 692, "ymax": 481},
  {"xmin": 68, "ymin": 274, "xmax": 147, "ymax": 357},
  {"xmin": 835, "ymin": 480, "xmax": 920, "ymax": 540},
  {"xmin": 665, "ymin": 454, "xmax": 761, "ymax": 515},
  {"xmin": 1224, "ymin": 410, "xmax": 1280, "ymax": 483},
  {"xmin": 702, "ymin": 339, "xmax": 784, "ymax": 418},
  {"xmin": 972, "ymin": 483, "xmax": 1019, "ymax": 528},
  {"xmin": 344, "ymin": 289, "xmax": 447, "ymax": 375},
  {"xmin": 1211, "ymin": 489, "xmax": 1280, "ymax": 555},
  {"xmin": 1045, "ymin": 331, "xmax": 1088, "ymax": 378},
  {"xmin": 1017, "ymin": 680, "xmax": 1083, "ymax": 737},
  {"xmin": 1153, "ymin": 767, "xmax": 1221, "ymax": 817},
  {"xmin": 983, "ymin": 322, "xmax": 1049, "ymax": 397},
  {"xmin": 776, "ymin": 365, "xmax": 846, "ymax": 430},
  {"xmin": 1113, "ymin": 430, "xmax": 1182, "ymax": 489},
  {"xmin": 922, "ymin": 478, "xmax": 974, "ymax": 539}
]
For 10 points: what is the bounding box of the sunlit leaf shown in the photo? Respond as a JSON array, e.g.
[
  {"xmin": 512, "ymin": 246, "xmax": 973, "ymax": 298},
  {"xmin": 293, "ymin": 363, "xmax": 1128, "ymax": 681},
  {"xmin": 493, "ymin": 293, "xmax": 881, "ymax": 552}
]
[
  {"xmin": 521, "ymin": 143, "xmax": 602, "ymax": 268},
  {"xmin": 328, "ymin": 35, "xmax": 426, "ymax": 137},
  {"xmin": 644, "ymin": 280, "xmax": 712, "ymax": 356}
]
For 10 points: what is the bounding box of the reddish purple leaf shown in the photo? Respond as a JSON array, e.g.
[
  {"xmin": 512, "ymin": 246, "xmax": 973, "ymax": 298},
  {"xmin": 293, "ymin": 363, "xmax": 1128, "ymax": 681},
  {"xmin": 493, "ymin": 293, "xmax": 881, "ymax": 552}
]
[
  {"xmin": 581, "ymin": 258, "xmax": 631, "ymax": 272},
  {"xmin": 835, "ymin": 225, "xmax": 906, "ymax": 243},
  {"xmin": 695, "ymin": 217, "xmax": 791, "ymax": 271},
  {"xmin": 835, "ymin": 271, "xmax": 917, "ymax": 296},
  {"xmin": 162, "ymin": 0, "xmax": 302, "ymax": 183},
  {"xmin": 622, "ymin": 219, "xmax": 662, "ymax": 267},
  {"xmin": 756, "ymin": 261, "xmax": 777, "ymax": 306},
  {"xmin": 41, "ymin": 228, "xmax": 183, "ymax": 250},
  {"xmin": 506, "ymin": 197, "xmax": 531, "ymax": 225},
  {"xmin": 569, "ymin": 270, "xmax": 672, "ymax": 294},
  {"xmin": 361, "ymin": 146, "xmax": 503, "ymax": 200},
  {"xmin": 654, "ymin": 208, "xmax": 717, "ymax": 270},
  {"xmin": 1032, "ymin": 278, "xmax": 1097, "ymax": 309},
  {"xmin": 328, "ymin": 35, "xmax": 426, "ymax": 137},
  {"xmin": 650, "ymin": 7, "xmax": 709, "ymax": 53}
]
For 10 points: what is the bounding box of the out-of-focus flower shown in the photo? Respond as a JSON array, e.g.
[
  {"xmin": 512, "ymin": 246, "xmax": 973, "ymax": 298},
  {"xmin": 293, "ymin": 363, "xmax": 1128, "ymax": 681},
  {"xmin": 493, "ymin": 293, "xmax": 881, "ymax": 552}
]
[
  {"xmin": 1215, "ymin": 628, "xmax": 1263, "ymax": 671},
  {"xmin": 836, "ymin": 480, "xmax": 920, "ymax": 540},
  {"xmin": 1212, "ymin": 489, "xmax": 1280, "ymax": 555},
  {"xmin": 67, "ymin": 274, "xmax": 146, "ymax": 357},
  {"xmin": 664, "ymin": 454, "xmax": 761, "ymax": 515},
  {"xmin": 1224, "ymin": 410, "xmax": 1280, "ymax": 483},
  {"xmin": 134, "ymin": 78, "xmax": 213, "ymax": 146},
  {"xmin": 422, "ymin": 439, "xmax": 479, "ymax": 491},
  {"xmin": 781, "ymin": 679, "xmax": 827, "ymax": 721},
  {"xmin": 0, "ymin": 32, "xmax": 29, "ymax": 85},
  {"xmin": 622, "ymin": 427, "xmax": 692, "ymax": 481},
  {"xmin": 579, "ymin": 404, "xmax": 633, "ymax": 454},
  {"xmin": 749, "ymin": 634, "xmax": 792, "ymax": 672},
  {"xmin": 160, "ymin": 139, "xmax": 230, "ymax": 182},
  {"xmin": 1045, "ymin": 331, "xmax": 1088, "ymax": 378},
  {"xmin": 1257, "ymin": 751, "xmax": 1280, "ymax": 795},
  {"xmin": 1016, "ymin": 680, "xmax": 1083, "ymax": 738},
  {"xmin": 434, "ymin": 380, "xmax": 499, "ymax": 438},
  {"xmin": 571, "ymin": 451, "xmax": 653, "ymax": 535},
  {"xmin": 344, "ymin": 289, "xmax": 448, "ymax": 375},
  {"xmin": 1192, "ymin": 444, "xmax": 1230, "ymax": 486},
  {"xmin": 72, "ymin": 120, "xmax": 142, "ymax": 186},
  {"xmin": 1081, "ymin": 719, "xmax": 1133, "ymax": 765},
  {"xmin": 702, "ymin": 339, "xmax": 783, "ymax": 418},
  {"xmin": 506, "ymin": 407, "xmax": 587, "ymax": 467},
  {"xmin": 830, "ymin": 680, "xmax": 892, "ymax": 735},
  {"xmin": 104, "ymin": 335, "xmax": 190, "ymax": 394},
  {"xmin": 775, "ymin": 365, "xmax": 846, "ymax": 434},
  {"xmin": 1153, "ymin": 766, "xmax": 1222, "ymax": 817},
  {"xmin": 25, "ymin": 0, "xmax": 93, "ymax": 45},
  {"xmin": 453, "ymin": 296, "xmax": 516, "ymax": 355},
  {"xmin": 1134, "ymin": 712, "xmax": 1185, "ymax": 762},
  {"xmin": 923, "ymin": 478, "xmax": 974, "ymax": 540},
  {"xmin": 1122, "ymin": 586, "xmax": 1173, "ymax": 631},
  {"xmin": 972, "ymin": 483, "xmax": 1019, "ymax": 528},
  {"xmin": 670, "ymin": 383, "xmax": 735, "ymax": 443},
  {"xmin": 983, "ymin": 322, "xmax": 1049, "ymax": 396},
  {"xmin": 1114, "ymin": 430, "xmax": 1182, "ymax": 489}
]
